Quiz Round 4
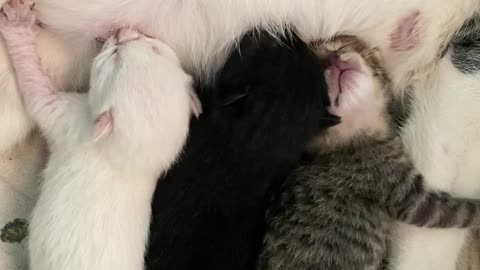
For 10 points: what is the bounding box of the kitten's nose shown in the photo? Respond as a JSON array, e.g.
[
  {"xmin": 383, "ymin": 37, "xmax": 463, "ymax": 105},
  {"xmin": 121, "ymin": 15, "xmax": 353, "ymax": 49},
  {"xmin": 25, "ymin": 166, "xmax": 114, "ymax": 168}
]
[{"xmin": 115, "ymin": 28, "xmax": 140, "ymax": 44}]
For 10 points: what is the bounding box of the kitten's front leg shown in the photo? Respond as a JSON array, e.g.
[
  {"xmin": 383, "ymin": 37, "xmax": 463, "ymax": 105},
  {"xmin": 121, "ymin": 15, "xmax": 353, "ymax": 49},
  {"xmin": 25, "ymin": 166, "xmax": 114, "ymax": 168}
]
[{"xmin": 0, "ymin": 0, "xmax": 58, "ymax": 127}]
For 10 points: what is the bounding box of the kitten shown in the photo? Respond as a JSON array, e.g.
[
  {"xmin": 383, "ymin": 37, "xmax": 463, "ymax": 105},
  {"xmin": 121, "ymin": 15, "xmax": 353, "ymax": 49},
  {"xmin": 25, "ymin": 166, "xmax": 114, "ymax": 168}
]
[
  {"xmin": 257, "ymin": 35, "xmax": 480, "ymax": 270},
  {"xmin": 144, "ymin": 30, "xmax": 339, "ymax": 270},
  {"xmin": 0, "ymin": 1, "xmax": 199, "ymax": 270}
]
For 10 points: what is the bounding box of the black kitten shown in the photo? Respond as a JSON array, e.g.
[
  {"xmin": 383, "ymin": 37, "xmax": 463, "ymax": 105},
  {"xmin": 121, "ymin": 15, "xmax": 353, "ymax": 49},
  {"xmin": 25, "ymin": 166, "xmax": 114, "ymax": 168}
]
[{"xmin": 144, "ymin": 30, "xmax": 338, "ymax": 270}]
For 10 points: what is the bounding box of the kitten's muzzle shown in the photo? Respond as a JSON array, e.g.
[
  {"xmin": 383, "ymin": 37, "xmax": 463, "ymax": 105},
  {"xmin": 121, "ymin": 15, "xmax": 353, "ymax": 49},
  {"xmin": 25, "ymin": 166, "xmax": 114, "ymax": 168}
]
[{"xmin": 114, "ymin": 28, "xmax": 141, "ymax": 45}]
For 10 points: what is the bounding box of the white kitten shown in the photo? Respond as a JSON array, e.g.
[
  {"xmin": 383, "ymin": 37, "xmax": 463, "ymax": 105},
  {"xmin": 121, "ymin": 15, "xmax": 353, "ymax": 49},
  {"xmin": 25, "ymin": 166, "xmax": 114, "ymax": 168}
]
[{"xmin": 0, "ymin": 1, "xmax": 199, "ymax": 269}]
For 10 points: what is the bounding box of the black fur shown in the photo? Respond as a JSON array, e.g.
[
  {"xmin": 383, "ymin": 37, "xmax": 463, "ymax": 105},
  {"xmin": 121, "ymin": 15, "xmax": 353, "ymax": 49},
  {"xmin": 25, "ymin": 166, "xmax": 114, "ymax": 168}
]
[{"xmin": 145, "ymin": 31, "xmax": 338, "ymax": 270}]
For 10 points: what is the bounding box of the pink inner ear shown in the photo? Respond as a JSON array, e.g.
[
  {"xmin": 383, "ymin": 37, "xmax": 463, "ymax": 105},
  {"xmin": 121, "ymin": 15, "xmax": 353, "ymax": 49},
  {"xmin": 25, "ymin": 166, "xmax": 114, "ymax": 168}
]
[
  {"xmin": 93, "ymin": 110, "xmax": 113, "ymax": 141},
  {"xmin": 189, "ymin": 90, "xmax": 203, "ymax": 118},
  {"xmin": 390, "ymin": 10, "xmax": 421, "ymax": 52}
]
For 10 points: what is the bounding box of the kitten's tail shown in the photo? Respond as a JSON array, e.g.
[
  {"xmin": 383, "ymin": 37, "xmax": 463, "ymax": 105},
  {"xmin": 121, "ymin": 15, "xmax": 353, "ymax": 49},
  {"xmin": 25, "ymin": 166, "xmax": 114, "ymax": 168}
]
[{"xmin": 388, "ymin": 174, "xmax": 480, "ymax": 228}]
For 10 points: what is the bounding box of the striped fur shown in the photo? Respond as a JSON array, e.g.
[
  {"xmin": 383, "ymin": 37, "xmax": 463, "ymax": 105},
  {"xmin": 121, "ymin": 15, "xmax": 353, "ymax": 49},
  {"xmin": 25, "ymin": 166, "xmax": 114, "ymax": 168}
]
[
  {"xmin": 259, "ymin": 136, "xmax": 480, "ymax": 270},
  {"xmin": 258, "ymin": 36, "xmax": 480, "ymax": 270}
]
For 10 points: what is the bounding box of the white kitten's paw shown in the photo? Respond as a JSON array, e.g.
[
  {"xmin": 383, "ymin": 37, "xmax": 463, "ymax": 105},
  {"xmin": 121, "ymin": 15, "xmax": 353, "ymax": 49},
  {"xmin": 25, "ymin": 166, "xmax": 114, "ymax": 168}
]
[{"xmin": 0, "ymin": 0, "xmax": 36, "ymax": 32}]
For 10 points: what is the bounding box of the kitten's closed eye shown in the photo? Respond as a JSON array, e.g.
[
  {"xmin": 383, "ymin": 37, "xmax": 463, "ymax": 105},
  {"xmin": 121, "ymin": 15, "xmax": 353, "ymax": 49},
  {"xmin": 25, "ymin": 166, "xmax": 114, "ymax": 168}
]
[{"xmin": 220, "ymin": 87, "xmax": 250, "ymax": 107}]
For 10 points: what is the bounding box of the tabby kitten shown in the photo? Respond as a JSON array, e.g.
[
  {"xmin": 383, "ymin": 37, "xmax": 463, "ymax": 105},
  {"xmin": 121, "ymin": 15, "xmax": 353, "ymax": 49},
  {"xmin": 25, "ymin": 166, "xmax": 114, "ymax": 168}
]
[{"xmin": 257, "ymin": 35, "xmax": 480, "ymax": 270}]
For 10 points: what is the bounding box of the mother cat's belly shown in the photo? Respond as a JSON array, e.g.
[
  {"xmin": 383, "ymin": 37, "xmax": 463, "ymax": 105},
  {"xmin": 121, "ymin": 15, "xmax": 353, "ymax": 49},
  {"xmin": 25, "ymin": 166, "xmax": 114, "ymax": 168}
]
[
  {"xmin": 391, "ymin": 50, "xmax": 480, "ymax": 270},
  {"xmin": 33, "ymin": 0, "xmax": 430, "ymax": 79}
]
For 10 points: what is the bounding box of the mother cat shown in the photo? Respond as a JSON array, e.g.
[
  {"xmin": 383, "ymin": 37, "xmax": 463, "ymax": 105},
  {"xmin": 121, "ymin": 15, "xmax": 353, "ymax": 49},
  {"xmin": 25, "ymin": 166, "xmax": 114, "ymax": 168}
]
[{"xmin": 1, "ymin": 0, "xmax": 480, "ymax": 269}]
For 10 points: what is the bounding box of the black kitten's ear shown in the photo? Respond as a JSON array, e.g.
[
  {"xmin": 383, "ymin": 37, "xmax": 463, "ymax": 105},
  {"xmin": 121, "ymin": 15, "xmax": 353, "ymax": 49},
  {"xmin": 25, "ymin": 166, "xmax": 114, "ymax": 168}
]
[
  {"xmin": 320, "ymin": 113, "xmax": 341, "ymax": 128},
  {"xmin": 220, "ymin": 86, "xmax": 250, "ymax": 107}
]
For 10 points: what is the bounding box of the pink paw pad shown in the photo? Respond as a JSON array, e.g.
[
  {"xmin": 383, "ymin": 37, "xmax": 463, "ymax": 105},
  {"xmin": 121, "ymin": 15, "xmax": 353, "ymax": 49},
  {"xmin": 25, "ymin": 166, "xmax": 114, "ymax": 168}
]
[
  {"xmin": 390, "ymin": 10, "xmax": 421, "ymax": 52},
  {"xmin": 0, "ymin": 0, "xmax": 36, "ymax": 29}
]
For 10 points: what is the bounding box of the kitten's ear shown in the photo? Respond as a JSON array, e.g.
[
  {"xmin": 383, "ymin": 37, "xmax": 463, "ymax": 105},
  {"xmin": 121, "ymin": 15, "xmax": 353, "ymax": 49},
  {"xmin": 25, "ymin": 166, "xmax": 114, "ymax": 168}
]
[
  {"xmin": 189, "ymin": 90, "xmax": 203, "ymax": 118},
  {"xmin": 321, "ymin": 113, "xmax": 341, "ymax": 128},
  {"xmin": 93, "ymin": 109, "xmax": 113, "ymax": 142},
  {"xmin": 220, "ymin": 86, "xmax": 249, "ymax": 107},
  {"xmin": 390, "ymin": 10, "xmax": 422, "ymax": 52}
]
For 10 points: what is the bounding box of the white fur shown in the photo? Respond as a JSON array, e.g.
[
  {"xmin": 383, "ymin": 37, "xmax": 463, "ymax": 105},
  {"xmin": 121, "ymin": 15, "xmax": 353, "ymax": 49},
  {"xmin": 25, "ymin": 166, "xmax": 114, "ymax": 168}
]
[
  {"xmin": 0, "ymin": 132, "xmax": 45, "ymax": 270},
  {"xmin": 389, "ymin": 50, "xmax": 480, "ymax": 270},
  {"xmin": 367, "ymin": 2, "xmax": 480, "ymax": 270},
  {"xmin": 1, "ymin": 0, "xmax": 478, "ymax": 268},
  {"xmin": 28, "ymin": 33, "xmax": 193, "ymax": 270},
  {"xmin": 32, "ymin": 0, "xmax": 428, "ymax": 83}
]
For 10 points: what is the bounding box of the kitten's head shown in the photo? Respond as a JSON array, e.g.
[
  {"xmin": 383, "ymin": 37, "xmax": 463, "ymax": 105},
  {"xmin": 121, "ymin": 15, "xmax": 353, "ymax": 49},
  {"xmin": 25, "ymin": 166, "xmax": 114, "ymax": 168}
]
[
  {"xmin": 202, "ymin": 31, "xmax": 339, "ymax": 161},
  {"xmin": 88, "ymin": 28, "xmax": 194, "ymax": 177},
  {"xmin": 308, "ymin": 35, "xmax": 394, "ymax": 151}
]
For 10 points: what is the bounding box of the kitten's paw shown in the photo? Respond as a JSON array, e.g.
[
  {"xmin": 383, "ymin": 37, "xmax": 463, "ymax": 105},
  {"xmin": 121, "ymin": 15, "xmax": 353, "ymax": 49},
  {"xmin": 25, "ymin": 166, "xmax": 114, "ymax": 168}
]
[{"xmin": 0, "ymin": 0, "xmax": 36, "ymax": 31}]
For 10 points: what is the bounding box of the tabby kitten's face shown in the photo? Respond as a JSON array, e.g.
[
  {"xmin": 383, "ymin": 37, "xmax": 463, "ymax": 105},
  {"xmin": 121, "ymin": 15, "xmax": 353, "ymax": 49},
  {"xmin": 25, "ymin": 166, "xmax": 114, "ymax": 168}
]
[{"xmin": 308, "ymin": 35, "xmax": 394, "ymax": 152}]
